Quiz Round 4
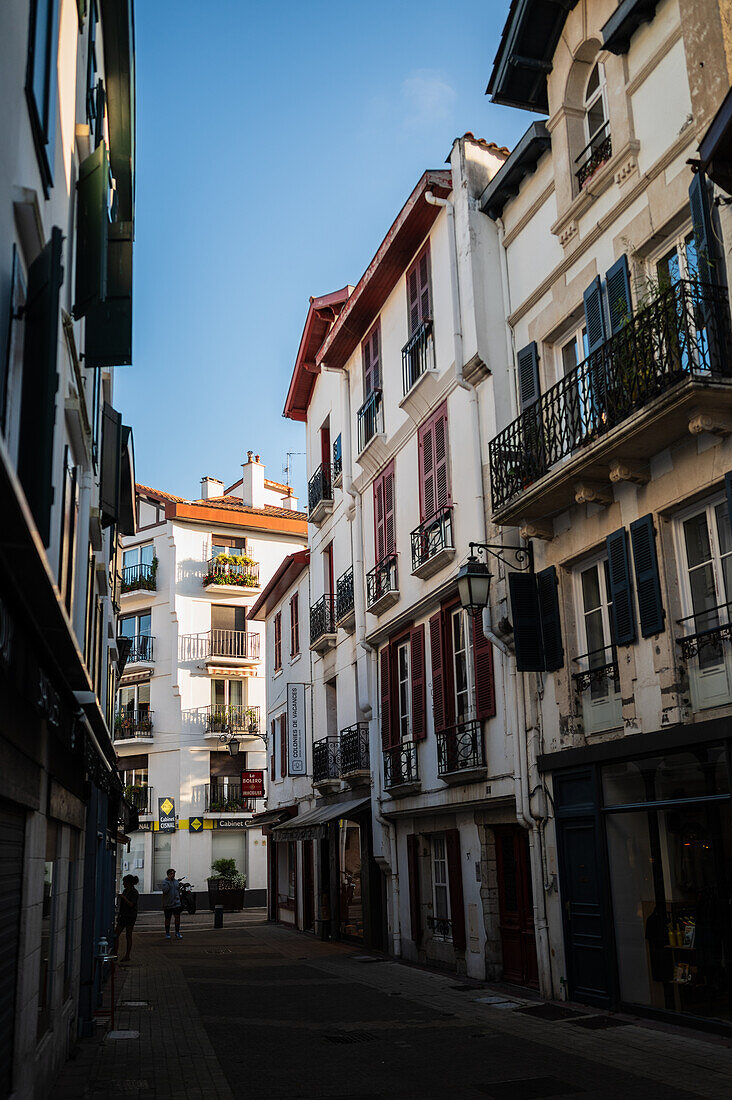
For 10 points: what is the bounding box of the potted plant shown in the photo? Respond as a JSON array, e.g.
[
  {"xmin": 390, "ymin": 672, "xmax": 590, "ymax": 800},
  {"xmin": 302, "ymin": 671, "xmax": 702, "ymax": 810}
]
[{"xmin": 207, "ymin": 858, "xmax": 247, "ymax": 911}]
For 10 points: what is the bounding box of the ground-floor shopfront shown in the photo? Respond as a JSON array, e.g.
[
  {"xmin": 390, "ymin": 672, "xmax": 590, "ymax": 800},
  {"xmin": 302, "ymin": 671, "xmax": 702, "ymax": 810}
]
[{"xmin": 542, "ymin": 722, "xmax": 732, "ymax": 1032}]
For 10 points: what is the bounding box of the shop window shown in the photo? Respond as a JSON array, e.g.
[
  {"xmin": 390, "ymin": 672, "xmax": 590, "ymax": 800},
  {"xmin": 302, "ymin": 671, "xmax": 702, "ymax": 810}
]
[
  {"xmin": 573, "ymin": 558, "xmax": 622, "ymax": 734},
  {"xmin": 152, "ymin": 832, "xmax": 171, "ymax": 891},
  {"xmin": 339, "ymin": 820, "xmax": 363, "ymax": 940}
]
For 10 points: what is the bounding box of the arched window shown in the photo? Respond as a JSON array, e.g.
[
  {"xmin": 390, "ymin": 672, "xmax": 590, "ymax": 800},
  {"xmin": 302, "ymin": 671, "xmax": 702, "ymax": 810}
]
[{"xmin": 576, "ymin": 62, "xmax": 611, "ymax": 188}]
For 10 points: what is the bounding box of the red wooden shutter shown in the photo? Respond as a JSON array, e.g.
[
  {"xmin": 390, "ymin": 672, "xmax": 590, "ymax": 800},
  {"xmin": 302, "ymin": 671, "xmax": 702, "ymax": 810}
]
[
  {"xmin": 384, "ymin": 464, "xmax": 395, "ymax": 556},
  {"xmin": 418, "ymin": 418, "xmax": 435, "ymax": 522},
  {"xmin": 445, "ymin": 828, "xmax": 466, "ymax": 951},
  {"xmin": 472, "ymin": 615, "xmax": 496, "ymax": 719},
  {"xmin": 410, "ymin": 624, "xmax": 426, "ymax": 741},
  {"xmin": 320, "ymin": 424, "xmax": 330, "ymax": 469},
  {"xmin": 374, "ymin": 472, "xmax": 386, "ymax": 564},
  {"xmin": 429, "ymin": 612, "xmax": 446, "ymax": 732},
  {"xmin": 407, "ymin": 244, "xmax": 431, "ymax": 335},
  {"xmin": 290, "ymin": 594, "xmax": 299, "ymax": 656},
  {"xmin": 270, "ymin": 719, "xmax": 276, "ymax": 781},
  {"xmin": 433, "ymin": 405, "xmax": 450, "ymax": 513},
  {"xmin": 408, "ymin": 266, "xmax": 421, "ymax": 335},
  {"xmin": 280, "ymin": 714, "xmax": 287, "ymax": 778},
  {"xmin": 407, "ymin": 834, "xmax": 422, "ymax": 944},
  {"xmin": 380, "ymin": 644, "xmax": 393, "ymax": 749},
  {"xmin": 363, "ymin": 323, "xmax": 380, "ymax": 395}
]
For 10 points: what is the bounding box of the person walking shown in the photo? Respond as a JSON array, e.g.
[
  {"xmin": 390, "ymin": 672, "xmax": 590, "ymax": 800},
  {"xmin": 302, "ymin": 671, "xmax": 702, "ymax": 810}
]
[
  {"xmin": 162, "ymin": 868, "xmax": 183, "ymax": 939},
  {"xmin": 115, "ymin": 874, "xmax": 139, "ymax": 961}
]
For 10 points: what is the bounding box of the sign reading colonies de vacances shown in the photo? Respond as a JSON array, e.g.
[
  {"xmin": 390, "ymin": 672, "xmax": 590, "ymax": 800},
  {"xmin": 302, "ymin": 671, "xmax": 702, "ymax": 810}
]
[{"xmin": 287, "ymin": 683, "xmax": 307, "ymax": 776}]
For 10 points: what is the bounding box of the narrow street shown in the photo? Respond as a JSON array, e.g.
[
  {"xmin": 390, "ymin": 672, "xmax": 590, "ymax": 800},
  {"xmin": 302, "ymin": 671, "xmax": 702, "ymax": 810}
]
[{"xmin": 55, "ymin": 914, "xmax": 732, "ymax": 1100}]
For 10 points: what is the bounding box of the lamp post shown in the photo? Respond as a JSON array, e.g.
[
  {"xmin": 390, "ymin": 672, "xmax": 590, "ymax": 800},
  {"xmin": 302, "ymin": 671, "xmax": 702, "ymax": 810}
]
[
  {"xmin": 457, "ymin": 541, "xmax": 534, "ymax": 616},
  {"xmin": 218, "ymin": 731, "xmax": 241, "ymax": 756}
]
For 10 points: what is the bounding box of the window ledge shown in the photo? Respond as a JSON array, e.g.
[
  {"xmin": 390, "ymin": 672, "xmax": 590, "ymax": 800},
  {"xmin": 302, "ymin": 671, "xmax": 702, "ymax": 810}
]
[
  {"xmin": 272, "ymin": 668, "xmax": 283, "ymax": 680},
  {"xmin": 551, "ymin": 139, "xmax": 640, "ymax": 247},
  {"xmin": 290, "ymin": 652, "xmax": 302, "ymax": 665}
]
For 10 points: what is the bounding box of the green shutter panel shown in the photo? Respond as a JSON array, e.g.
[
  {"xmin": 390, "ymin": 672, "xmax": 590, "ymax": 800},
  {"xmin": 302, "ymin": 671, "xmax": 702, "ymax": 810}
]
[
  {"xmin": 73, "ymin": 141, "xmax": 109, "ymax": 318},
  {"xmin": 583, "ymin": 276, "xmax": 606, "ymax": 353},
  {"xmin": 689, "ymin": 171, "xmax": 716, "ymax": 285},
  {"xmin": 537, "ymin": 566, "xmax": 564, "ymax": 671},
  {"xmin": 630, "ymin": 514, "xmax": 665, "ymax": 638},
  {"xmin": 85, "ymin": 220, "xmax": 133, "ymax": 366},
  {"xmin": 18, "ymin": 227, "xmax": 64, "ymax": 547},
  {"xmin": 517, "ymin": 342, "xmax": 540, "ymax": 410},
  {"xmin": 606, "ymin": 527, "xmax": 637, "ymax": 645},
  {"xmin": 605, "ymin": 255, "xmax": 632, "ymax": 334},
  {"xmin": 99, "ymin": 401, "xmax": 122, "ymax": 527},
  {"xmin": 509, "ymin": 572, "xmax": 544, "ymax": 672}
]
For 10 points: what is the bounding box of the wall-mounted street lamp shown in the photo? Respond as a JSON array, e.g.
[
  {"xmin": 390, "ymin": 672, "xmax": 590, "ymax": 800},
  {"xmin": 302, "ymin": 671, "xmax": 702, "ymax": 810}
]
[
  {"xmin": 457, "ymin": 541, "xmax": 534, "ymax": 616},
  {"xmin": 218, "ymin": 732, "xmax": 242, "ymax": 757}
]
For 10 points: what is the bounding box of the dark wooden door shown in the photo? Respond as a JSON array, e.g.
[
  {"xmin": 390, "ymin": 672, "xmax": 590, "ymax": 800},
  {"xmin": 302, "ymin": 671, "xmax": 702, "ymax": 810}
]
[
  {"xmin": 557, "ymin": 817, "xmax": 610, "ymax": 1005},
  {"xmin": 495, "ymin": 825, "xmax": 538, "ymax": 988},
  {"xmin": 302, "ymin": 840, "xmax": 314, "ymax": 932}
]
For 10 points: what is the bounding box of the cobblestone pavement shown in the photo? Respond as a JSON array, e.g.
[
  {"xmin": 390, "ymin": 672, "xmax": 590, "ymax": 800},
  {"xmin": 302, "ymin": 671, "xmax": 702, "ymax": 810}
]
[{"xmin": 54, "ymin": 913, "xmax": 732, "ymax": 1100}]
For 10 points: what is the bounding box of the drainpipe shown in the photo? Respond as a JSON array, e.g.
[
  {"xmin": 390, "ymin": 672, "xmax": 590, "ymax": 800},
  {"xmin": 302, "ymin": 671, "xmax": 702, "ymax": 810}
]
[{"xmin": 496, "ymin": 217, "xmax": 518, "ymax": 420}]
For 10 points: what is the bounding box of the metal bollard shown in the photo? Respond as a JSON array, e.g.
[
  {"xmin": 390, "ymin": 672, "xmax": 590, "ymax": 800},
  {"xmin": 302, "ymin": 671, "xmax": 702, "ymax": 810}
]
[{"xmin": 214, "ymin": 905, "xmax": 224, "ymax": 929}]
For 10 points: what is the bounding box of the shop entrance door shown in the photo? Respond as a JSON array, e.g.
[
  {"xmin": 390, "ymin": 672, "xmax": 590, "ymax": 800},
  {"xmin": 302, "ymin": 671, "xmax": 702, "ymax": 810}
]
[
  {"xmin": 558, "ymin": 817, "xmax": 611, "ymax": 1005},
  {"xmin": 302, "ymin": 841, "xmax": 314, "ymax": 932},
  {"xmin": 495, "ymin": 825, "xmax": 538, "ymax": 987}
]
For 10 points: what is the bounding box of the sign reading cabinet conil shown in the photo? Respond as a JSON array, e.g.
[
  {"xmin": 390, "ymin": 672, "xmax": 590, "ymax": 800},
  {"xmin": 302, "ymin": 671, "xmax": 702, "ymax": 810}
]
[{"xmin": 158, "ymin": 797, "xmax": 176, "ymax": 832}]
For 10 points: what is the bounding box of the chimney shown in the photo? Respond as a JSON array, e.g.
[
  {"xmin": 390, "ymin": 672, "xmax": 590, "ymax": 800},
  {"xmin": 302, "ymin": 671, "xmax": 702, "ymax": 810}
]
[
  {"xmin": 241, "ymin": 451, "xmax": 265, "ymax": 508},
  {"xmin": 282, "ymin": 491, "xmax": 298, "ymax": 510},
  {"xmin": 200, "ymin": 476, "xmax": 224, "ymax": 500}
]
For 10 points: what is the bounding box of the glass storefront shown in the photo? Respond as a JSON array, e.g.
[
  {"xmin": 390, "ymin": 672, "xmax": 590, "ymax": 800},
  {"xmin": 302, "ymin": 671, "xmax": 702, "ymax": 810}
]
[{"xmin": 338, "ymin": 819, "xmax": 363, "ymax": 940}]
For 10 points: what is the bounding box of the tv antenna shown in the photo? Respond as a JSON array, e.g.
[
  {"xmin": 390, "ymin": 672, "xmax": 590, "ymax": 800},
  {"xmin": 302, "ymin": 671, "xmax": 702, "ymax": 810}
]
[{"xmin": 283, "ymin": 451, "xmax": 305, "ymax": 486}]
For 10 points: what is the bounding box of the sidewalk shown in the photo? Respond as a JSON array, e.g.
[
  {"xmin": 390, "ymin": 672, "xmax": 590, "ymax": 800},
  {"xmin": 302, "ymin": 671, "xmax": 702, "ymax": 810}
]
[{"xmin": 54, "ymin": 916, "xmax": 732, "ymax": 1100}]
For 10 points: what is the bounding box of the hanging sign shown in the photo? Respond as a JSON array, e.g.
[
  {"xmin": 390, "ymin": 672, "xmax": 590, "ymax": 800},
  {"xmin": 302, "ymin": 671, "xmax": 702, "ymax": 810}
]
[
  {"xmin": 241, "ymin": 770, "xmax": 265, "ymax": 798},
  {"xmin": 287, "ymin": 683, "xmax": 307, "ymax": 776},
  {"xmin": 158, "ymin": 797, "xmax": 176, "ymax": 832}
]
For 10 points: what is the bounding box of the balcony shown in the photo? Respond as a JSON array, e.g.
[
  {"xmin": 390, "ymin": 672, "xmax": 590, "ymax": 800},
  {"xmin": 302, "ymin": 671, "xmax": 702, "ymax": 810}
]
[
  {"xmin": 339, "ymin": 723, "xmax": 369, "ymax": 782},
  {"xmin": 356, "ymin": 390, "xmax": 387, "ymax": 472},
  {"xmin": 677, "ymin": 606, "xmax": 732, "ymax": 713},
  {"xmin": 572, "ymin": 648, "xmax": 622, "ymax": 735},
  {"xmin": 488, "ymin": 280, "xmax": 732, "ymax": 527},
  {"xmin": 575, "ymin": 122, "xmax": 612, "ymax": 189},
  {"xmin": 204, "ymin": 782, "xmax": 256, "ymax": 814},
  {"xmin": 436, "ymin": 719, "xmax": 486, "ymax": 782},
  {"xmin": 121, "ymin": 561, "xmax": 156, "ymax": 595},
  {"xmin": 313, "ymin": 735, "xmax": 341, "ymax": 791},
  {"xmin": 203, "ymin": 555, "xmax": 260, "ymax": 593},
  {"xmin": 366, "ymin": 553, "xmax": 399, "ymax": 615},
  {"xmin": 308, "ymin": 463, "xmax": 334, "ymax": 524},
  {"xmin": 114, "ymin": 709, "xmax": 153, "ymax": 742},
  {"xmin": 336, "ymin": 566, "xmax": 355, "ymax": 631},
  {"xmin": 333, "ymin": 434, "xmax": 343, "ymax": 487},
  {"xmin": 123, "ymin": 784, "xmax": 154, "ymax": 815},
  {"xmin": 205, "ymin": 704, "xmax": 260, "ymax": 736},
  {"xmin": 411, "ymin": 508, "xmax": 455, "ymax": 579},
  {"xmin": 383, "ymin": 740, "xmax": 419, "ymax": 795},
  {"xmin": 426, "ymin": 916, "xmax": 452, "ymax": 943},
  {"xmin": 125, "ymin": 635, "xmax": 155, "ymax": 667},
  {"xmin": 310, "ymin": 594, "xmax": 337, "ymax": 653}
]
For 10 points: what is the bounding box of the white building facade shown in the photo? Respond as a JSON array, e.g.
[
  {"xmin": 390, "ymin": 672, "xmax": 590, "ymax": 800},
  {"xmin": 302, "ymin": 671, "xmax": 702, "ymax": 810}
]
[{"xmin": 116, "ymin": 455, "xmax": 306, "ymax": 907}]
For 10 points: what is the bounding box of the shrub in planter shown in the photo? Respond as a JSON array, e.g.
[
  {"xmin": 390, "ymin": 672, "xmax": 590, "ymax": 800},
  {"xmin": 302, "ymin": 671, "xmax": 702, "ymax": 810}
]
[{"xmin": 207, "ymin": 857, "xmax": 247, "ymax": 911}]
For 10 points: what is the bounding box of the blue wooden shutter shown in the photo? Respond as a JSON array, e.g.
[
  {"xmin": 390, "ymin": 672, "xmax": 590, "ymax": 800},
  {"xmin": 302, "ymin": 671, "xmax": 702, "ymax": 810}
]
[
  {"xmin": 73, "ymin": 141, "xmax": 109, "ymax": 318},
  {"xmin": 630, "ymin": 514, "xmax": 665, "ymax": 638},
  {"xmin": 18, "ymin": 226, "xmax": 63, "ymax": 547},
  {"xmin": 537, "ymin": 566, "xmax": 564, "ymax": 671},
  {"xmin": 689, "ymin": 171, "xmax": 715, "ymax": 284},
  {"xmin": 606, "ymin": 527, "xmax": 637, "ymax": 645},
  {"xmin": 583, "ymin": 276, "xmax": 606, "ymax": 353},
  {"xmin": 605, "ymin": 255, "xmax": 632, "ymax": 334},
  {"xmin": 517, "ymin": 342, "xmax": 540, "ymax": 411},
  {"xmin": 509, "ymin": 573, "xmax": 544, "ymax": 671}
]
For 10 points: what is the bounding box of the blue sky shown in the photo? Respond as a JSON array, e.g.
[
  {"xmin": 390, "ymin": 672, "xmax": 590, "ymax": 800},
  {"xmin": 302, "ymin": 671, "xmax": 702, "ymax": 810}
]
[{"xmin": 115, "ymin": 0, "xmax": 527, "ymax": 505}]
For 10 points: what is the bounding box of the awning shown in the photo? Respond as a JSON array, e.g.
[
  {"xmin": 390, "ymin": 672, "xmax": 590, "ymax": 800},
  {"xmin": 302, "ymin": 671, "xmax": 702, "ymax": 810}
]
[
  {"xmin": 245, "ymin": 807, "xmax": 294, "ymax": 830},
  {"xmin": 271, "ymin": 796, "xmax": 370, "ymax": 842}
]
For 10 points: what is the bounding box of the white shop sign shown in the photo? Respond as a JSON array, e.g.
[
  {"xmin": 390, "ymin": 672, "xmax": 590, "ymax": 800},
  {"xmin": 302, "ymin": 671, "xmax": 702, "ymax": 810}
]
[{"xmin": 287, "ymin": 683, "xmax": 307, "ymax": 776}]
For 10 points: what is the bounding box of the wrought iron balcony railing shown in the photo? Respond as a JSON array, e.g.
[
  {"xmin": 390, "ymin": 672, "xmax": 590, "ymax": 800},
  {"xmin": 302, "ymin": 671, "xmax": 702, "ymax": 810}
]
[
  {"xmin": 426, "ymin": 915, "xmax": 452, "ymax": 942},
  {"xmin": 383, "ymin": 740, "xmax": 419, "ymax": 790},
  {"xmin": 209, "ymin": 629, "xmax": 260, "ymax": 660},
  {"xmin": 310, "ymin": 594, "xmax": 336, "ymax": 645},
  {"xmin": 203, "ymin": 555, "xmax": 260, "ymax": 589},
  {"xmin": 313, "ymin": 735, "xmax": 341, "ymax": 784},
  {"xmin": 114, "ymin": 709, "xmax": 154, "ymax": 739},
  {"xmin": 339, "ymin": 723, "xmax": 369, "ymax": 775},
  {"xmin": 575, "ymin": 122, "xmax": 612, "ymax": 188},
  {"xmin": 205, "ymin": 783, "xmax": 256, "ymax": 813},
  {"xmin": 676, "ymin": 604, "xmax": 732, "ymax": 713},
  {"xmin": 436, "ymin": 719, "xmax": 485, "ymax": 776},
  {"xmin": 402, "ymin": 318, "xmax": 435, "ymax": 394},
  {"xmin": 308, "ymin": 463, "xmax": 333, "ymax": 515},
  {"xmin": 336, "ymin": 566, "xmax": 354, "ymax": 623},
  {"xmin": 333, "ymin": 434, "xmax": 343, "ymax": 482},
  {"xmin": 411, "ymin": 509, "xmax": 454, "ymax": 573},
  {"xmin": 205, "ymin": 704, "xmax": 260, "ymax": 734},
  {"xmin": 366, "ymin": 552, "xmax": 398, "ymax": 610},
  {"xmin": 125, "ymin": 635, "xmax": 155, "ymax": 663},
  {"xmin": 357, "ymin": 389, "xmax": 384, "ymax": 453},
  {"xmin": 489, "ymin": 280, "xmax": 732, "ymax": 512},
  {"xmin": 123, "ymin": 784, "xmax": 154, "ymax": 814},
  {"xmin": 572, "ymin": 646, "xmax": 622, "ymax": 735},
  {"xmin": 121, "ymin": 562, "xmax": 156, "ymax": 594}
]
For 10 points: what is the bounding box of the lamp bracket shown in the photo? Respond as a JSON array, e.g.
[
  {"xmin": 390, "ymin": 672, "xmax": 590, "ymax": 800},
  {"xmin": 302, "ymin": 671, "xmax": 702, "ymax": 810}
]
[{"xmin": 468, "ymin": 541, "xmax": 534, "ymax": 573}]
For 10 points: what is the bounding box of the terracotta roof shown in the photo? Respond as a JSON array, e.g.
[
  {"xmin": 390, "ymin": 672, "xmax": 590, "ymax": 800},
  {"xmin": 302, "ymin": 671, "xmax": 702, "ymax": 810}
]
[
  {"xmin": 249, "ymin": 550, "xmax": 310, "ymax": 620},
  {"xmin": 189, "ymin": 495, "xmax": 307, "ymax": 521},
  {"xmin": 134, "ymin": 483, "xmax": 307, "ymax": 536},
  {"xmin": 460, "ymin": 132, "xmax": 510, "ymax": 157},
  {"xmin": 264, "ymin": 478, "xmax": 294, "ymax": 495},
  {"xmin": 136, "ymin": 482, "xmax": 187, "ymax": 503}
]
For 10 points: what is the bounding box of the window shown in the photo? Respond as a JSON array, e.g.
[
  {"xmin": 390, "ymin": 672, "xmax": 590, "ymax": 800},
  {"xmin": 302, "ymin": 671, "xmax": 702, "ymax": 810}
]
[
  {"xmin": 211, "ymin": 677, "xmax": 243, "ymax": 712},
  {"xmin": 396, "ymin": 640, "xmax": 411, "ymax": 741},
  {"xmin": 655, "ymin": 230, "xmax": 698, "ymax": 288},
  {"xmin": 451, "ymin": 609, "xmax": 475, "ymax": 725},
  {"xmin": 290, "ymin": 593, "xmax": 300, "ymax": 657},
  {"xmin": 118, "ymin": 681, "xmax": 150, "ymax": 717},
  {"xmin": 120, "ymin": 611, "xmax": 152, "ymax": 648},
  {"xmin": 431, "ymin": 834, "xmax": 451, "ymax": 940},
  {"xmin": 26, "ymin": 0, "xmax": 60, "ymax": 192},
  {"xmin": 121, "ymin": 764, "xmax": 149, "ymax": 788},
  {"xmin": 407, "ymin": 244, "xmax": 431, "ymax": 336},
  {"xmin": 137, "ymin": 498, "xmax": 163, "ymax": 527},
  {"xmin": 584, "ymin": 62, "xmax": 608, "ymax": 151},
  {"xmin": 575, "ymin": 558, "xmax": 622, "ymax": 734},
  {"xmin": 362, "ymin": 322, "xmax": 381, "ymax": 398},
  {"xmin": 123, "ymin": 543, "xmax": 154, "ymax": 571},
  {"xmin": 418, "ymin": 404, "xmax": 450, "ymax": 522},
  {"xmin": 211, "ymin": 534, "xmax": 247, "ymax": 558},
  {"xmin": 274, "ymin": 612, "xmax": 282, "ymax": 672},
  {"xmin": 560, "ymin": 324, "xmax": 588, "ymax": 379}
]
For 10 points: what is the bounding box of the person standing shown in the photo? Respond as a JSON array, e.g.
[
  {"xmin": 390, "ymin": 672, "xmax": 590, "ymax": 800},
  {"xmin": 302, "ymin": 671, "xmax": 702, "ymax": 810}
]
[
  {"xmin": 115, "ymin": 874, "xmax": 139, "ymax": 961},
  {"xmin": 162, "ymin": 868, "xmax": 183, "ymax": 939}
]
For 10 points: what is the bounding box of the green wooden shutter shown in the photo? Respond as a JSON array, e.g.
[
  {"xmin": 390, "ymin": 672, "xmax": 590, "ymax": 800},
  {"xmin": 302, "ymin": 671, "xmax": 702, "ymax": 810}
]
[
  {"xmin": 509, "ymin": 572, "xmax": 544, "ymax": 672},
  {"xmin": 537, "ymin": 566, "xmax": 564, "ymax": 671},
  {"xmin": 73, "ymin": 141, "xmax": 109, "ymax": 318},
  {"xmin": 99, "ymin": 401, "xmax": 121, "ymax": 527},
  {"xmin": 18, "ymin": 226, "xmax": 63, "ymax": 547},
  {"xmin": 517, "ymin": 342, "xmax": 540, "ymax": 410},
  {"xmin": 605, "ymin": 255, "xmax": 632, "ymax": 334},
  {"xmin": 85, "ymin": 220, "xmax": 133, "ymax": 366},
  {"xmin": 606, "ymin": 527, "xmax": 637, "ymax": 645},
  {"xmin": 630, "ymin": 514, "xmax": 665, "ymax": 638},
  {"xmin": 410, "ymin": 625, "xmax": 427, "ymax": 741},
  {"xmin": 689, "ymin": 171, "xmax": 716, "ymax": 284},
  {"xmin": 583, "ymin": 276, "xmax": 606, "ymax": 353}
]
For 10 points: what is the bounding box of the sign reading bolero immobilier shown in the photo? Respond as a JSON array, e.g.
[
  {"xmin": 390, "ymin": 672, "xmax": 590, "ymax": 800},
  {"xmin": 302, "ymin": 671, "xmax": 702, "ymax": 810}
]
[{"xmin": 287, "ymin": 682, "xmax": 307, "ymax": 776}]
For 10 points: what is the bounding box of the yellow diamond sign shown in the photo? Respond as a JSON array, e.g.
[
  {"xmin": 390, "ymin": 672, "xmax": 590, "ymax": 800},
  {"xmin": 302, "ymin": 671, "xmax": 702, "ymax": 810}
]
[
  {"xmin": 160, "ymin": 798, "xmax": 174, "ymax": 816},
  {"xmin": 190, "ymin": 817, "xmax": 203, "ymax": 832}
]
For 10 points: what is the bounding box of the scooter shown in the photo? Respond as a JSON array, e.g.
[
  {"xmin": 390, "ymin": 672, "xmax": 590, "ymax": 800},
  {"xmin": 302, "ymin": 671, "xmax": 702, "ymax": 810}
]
[{"xmin": 179, "ymin": 877, "xmax": 196, "ymax": 915}]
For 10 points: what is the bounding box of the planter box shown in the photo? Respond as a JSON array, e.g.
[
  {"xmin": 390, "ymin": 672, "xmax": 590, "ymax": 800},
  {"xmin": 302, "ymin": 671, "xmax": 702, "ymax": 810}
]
[{"xmin": 207, "ymin": 879, "xmax": 245, "ymax": 911}]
